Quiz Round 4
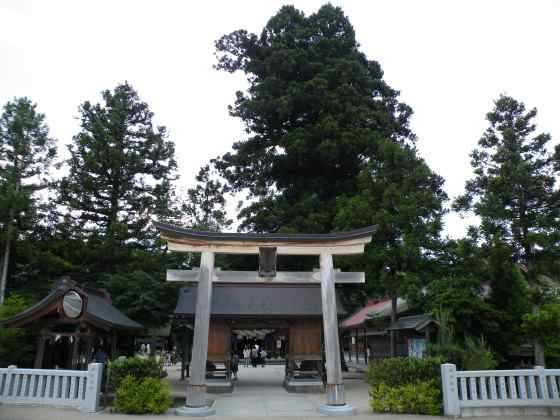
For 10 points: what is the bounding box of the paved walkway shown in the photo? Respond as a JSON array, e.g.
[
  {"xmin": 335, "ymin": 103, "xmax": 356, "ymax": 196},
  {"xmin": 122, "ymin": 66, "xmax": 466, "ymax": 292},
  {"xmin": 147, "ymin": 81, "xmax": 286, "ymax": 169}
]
[{"xmin": 202, "ymin": 364, "xmax": 368, "ymax": 416}]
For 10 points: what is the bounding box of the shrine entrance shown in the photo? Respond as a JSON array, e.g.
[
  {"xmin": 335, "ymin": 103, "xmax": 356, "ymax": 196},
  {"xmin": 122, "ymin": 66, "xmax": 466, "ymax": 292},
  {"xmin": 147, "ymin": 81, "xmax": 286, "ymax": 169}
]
[{"xmin": 156, "ymin": 222, "xmax": 374, "ymax": 416}]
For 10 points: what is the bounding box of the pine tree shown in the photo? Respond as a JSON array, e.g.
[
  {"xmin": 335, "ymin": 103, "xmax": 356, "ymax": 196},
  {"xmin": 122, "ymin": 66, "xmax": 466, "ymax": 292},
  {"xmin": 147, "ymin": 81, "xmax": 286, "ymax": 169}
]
[
  {"xmin": 180, "ymin": 164, "xmax": 232, "ymax": 231},
  {"xmin": 455, "ymin": 95, "xmax": 560, "ymax": 365},
  {"xmin": 334, "ymin": 138, "xmax": 447, "ymax": 354},
  {"xmin": 58, "ymin": 83, "xmax": 177, "ymax": 273},
  {"xmin": 214, "ymin": 4, "xmax": 414, "ymax": 233},
  {"xmin": 0, "ymin": 98, "xmax": 56, "ymax": 304}
]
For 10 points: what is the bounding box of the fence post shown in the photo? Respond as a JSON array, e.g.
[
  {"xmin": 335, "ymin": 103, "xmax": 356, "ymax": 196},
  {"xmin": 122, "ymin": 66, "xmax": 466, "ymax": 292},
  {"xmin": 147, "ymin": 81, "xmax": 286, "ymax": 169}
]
[
  {"xmin": 81, "ymin": 363, "xmax": 103, "ymax": 412},
  {"xmin": 535, "ymin": 366, "xmax": 549, "ymax": 400},
  {"xmin": 2, "ymin": 365, "xmax": 17, "ymax": 398},
  {"xmin": 441, "ymin": 363, "xmax": 460, "ymax": 417}
]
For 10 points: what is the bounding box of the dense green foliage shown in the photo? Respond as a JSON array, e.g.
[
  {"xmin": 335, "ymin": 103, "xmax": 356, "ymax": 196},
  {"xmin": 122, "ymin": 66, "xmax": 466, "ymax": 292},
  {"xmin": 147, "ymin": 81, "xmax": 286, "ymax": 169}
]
[
  {"xmin": 367, "ymin": 357, "xmax": 442, "ymax": 388},
  {"xmin": 370, "ymin": 380, "xmax": 441, "ymax": 415},
  {"xmin": 58, "ymin": 82, "xmax": 177, "ymax": 272},
  {"xmin": 0, "ymin": 98, "xmax": 57, "ymax": 304},
  {"xmin": 0, "ymin": 294, "xmax": 35, "ymax": 367},
  {"xmin": 367, "ymin": 357, "xmax": 442, "ymax": 415},
  {"xmin": 114, "ymin": 374, "xmax": 171, "ymax": 415},
  {"xmin": 214, "ymin": 4, "xmax": 415, "ymax": 234},
  {"xmin": 108, "ymin": 356, "xmax": 161, "ymax": 390},
  {"xmin": 454, "ymin": 95, "xmax": 560, "ymax": 365},
  {"xmin": 522, "ymin": 302, "xmax": 560, "ymax": 363}
]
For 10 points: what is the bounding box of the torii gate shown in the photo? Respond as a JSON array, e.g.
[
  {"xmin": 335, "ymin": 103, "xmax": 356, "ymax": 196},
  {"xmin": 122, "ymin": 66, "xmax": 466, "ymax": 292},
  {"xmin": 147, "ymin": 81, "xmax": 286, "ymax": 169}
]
[{"xmin": 155, "ymin": 222, "xmax": 374, "ymax": 416}]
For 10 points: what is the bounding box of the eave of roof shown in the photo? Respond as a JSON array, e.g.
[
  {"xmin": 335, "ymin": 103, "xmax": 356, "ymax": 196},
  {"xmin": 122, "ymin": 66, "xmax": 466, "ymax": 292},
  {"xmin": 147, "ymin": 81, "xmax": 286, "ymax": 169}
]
[
  {"xmin": 386, "ymin": 313, "xmax": 435, "ymax": 331},
  {"xmin": 1, "ymin": 284, "xmax": 143, "ymax": 331},
  {"xmin": 154, "ymin": 221, "xmax": 376, "ymax": 243},
  {"xmin": 341, "ymin": 298, "xmax": 408, "ymax": 329}
]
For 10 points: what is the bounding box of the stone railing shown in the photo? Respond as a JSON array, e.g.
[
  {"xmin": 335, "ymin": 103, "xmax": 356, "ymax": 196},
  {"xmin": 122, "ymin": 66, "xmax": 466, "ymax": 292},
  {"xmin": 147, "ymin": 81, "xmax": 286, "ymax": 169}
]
[
  {"xmin": 0, "ymin": 363, "xmax": 103, "ymax": 412},
  {"xmin": 441, "ymin": 363, "xmax": 560, "ymax": 417}
]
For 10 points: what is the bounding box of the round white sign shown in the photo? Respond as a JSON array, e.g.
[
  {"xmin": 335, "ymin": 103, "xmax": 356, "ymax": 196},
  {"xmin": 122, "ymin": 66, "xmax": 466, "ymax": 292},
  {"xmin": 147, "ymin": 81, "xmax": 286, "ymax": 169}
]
[{"xmin": 62, "ymin": 291, "xmax": 84, "ymax": 319}]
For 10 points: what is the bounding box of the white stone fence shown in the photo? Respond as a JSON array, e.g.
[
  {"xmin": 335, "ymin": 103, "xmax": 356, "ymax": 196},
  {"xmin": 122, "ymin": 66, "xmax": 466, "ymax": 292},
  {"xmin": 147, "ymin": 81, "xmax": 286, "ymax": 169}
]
[
  {"xmin": 441, "ymin": 363, "xmax": 560, "ymax": 417},
  {"xmin": 0, "ymin": 363, "xmax": 103, "ymax": 412}
]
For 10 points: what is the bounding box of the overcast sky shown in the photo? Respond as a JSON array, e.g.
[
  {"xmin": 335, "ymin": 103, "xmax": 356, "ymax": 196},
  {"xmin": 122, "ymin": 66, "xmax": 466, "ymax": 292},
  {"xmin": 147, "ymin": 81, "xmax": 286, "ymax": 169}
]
[{"xmin": 1, "ymin": 0, "xmax": 559, "ymax": 237}]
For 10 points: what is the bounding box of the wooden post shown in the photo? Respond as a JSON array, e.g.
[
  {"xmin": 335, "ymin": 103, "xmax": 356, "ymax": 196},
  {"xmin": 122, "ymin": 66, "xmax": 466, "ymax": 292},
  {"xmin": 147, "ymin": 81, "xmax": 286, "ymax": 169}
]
[
  {"xmin": 354, "ymin": 329, "xmax": 359, "ymax": 363},
  {"xmin": 319, "ymin": 252, "xmax": 345, "ymax": 406},
  {"xmin": 34, "ymin": 336, "xmax": 46, "ymax": 369},
  {"xmin": 390, "ymin": 296, "xmax": 397, "ymax": 357},
  {"xmin": 185, "ymin": 251, "xmax": 214, "ymax": 409},
  {"xmin": 71, "ymin": 336, "xmax": 81, "ymax": 369},
  {"xmin": 364, "ymin": 328, "xmax": 368, "ymax": 365},
  {"xmin": 111, "ymin": 330, "xmax": 118, "ymax": 359}
]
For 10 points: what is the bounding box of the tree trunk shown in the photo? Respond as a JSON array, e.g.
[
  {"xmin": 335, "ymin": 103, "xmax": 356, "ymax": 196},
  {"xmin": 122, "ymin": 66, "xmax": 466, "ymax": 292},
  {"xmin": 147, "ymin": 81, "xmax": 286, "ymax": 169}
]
[
  {"xmin": 532, "ymin": 304, "xmax": 546, "ymax": 367},
  {"xmin": 0, "ymin": 212, "xmax": 14, "ymax": 306},
  {"xmin": 390, "ymin": 296, "xmax": 397, "ymax": 357}
]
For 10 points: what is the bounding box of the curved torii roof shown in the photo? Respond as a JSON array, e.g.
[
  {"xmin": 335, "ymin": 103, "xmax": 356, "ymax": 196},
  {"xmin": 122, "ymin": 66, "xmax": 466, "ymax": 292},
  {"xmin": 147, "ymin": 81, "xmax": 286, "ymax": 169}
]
[{"xmin": 154, "ymin": 222, "xmax": 375, "ymax": 255}]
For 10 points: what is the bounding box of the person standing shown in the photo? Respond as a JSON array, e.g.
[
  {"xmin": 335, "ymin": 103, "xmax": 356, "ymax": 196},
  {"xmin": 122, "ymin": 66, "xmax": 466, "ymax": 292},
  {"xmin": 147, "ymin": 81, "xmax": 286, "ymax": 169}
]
[
  {"xmin": 260, "ymin": 349, "xmax": 267, "ymax": 367},
  {"xmin": 251, "ymin": 347, "xmax": 258, "ymax": 368},
  {"xmin": 231, "ymin": 352, "xmax": 239, "ymax": 380},
  {"xmin": 243, "ymin": 347, "xmax": 250, "ymax": 367}
]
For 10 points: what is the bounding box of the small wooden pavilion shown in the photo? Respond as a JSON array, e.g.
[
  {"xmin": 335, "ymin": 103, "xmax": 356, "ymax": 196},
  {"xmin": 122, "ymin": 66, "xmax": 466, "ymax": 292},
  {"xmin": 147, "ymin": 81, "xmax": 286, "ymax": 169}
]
[
  {"xmin": 1, "ymin": 280, "xmax": 143, "ymax": 369},
  {"xmin": 156, "ymin": 221, "xmax": 374, "ymax": 416},
  {"xmin": 174, "ymin": 283, "xmax": 347, "ymax": 382}
]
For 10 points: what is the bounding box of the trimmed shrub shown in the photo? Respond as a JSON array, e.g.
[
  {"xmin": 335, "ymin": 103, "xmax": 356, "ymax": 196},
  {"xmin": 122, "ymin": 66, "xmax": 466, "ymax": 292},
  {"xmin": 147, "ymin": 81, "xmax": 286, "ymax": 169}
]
[
  {"xmin": 370, "ymin": 380, "xmax": 442, "ymax": 415},
  {"xmin": 114, "ymin": 374, "xmax": 171, "ymax": 415},
  {"xmin": 367, "ymin": 357, "xmax": 443, "ymax": 415},
  {"xmin": 367, "ymin": 356, "xmax": 443, "ymax": 388},
  {"xmin": 108, "ymin": 357, "xmax": 160, "ymax": 389}
]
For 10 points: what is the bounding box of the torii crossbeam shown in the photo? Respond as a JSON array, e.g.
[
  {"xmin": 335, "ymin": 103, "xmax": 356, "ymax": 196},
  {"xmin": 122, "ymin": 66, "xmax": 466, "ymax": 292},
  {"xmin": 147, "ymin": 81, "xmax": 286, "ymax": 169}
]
[{"xmin": 155, "ymin": 222, "xmax": 374, "ymax": 417}]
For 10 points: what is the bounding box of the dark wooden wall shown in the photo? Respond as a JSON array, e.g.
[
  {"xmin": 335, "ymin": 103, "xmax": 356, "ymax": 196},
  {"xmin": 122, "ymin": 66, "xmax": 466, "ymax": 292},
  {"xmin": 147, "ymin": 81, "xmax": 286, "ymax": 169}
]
[
  {"xmin": 288, "ymin": 319, "xmax": 321, "ymax": 359},
  {"xmin": 207, "ymin": 319, "xmax": 230, "ymax": 361}
]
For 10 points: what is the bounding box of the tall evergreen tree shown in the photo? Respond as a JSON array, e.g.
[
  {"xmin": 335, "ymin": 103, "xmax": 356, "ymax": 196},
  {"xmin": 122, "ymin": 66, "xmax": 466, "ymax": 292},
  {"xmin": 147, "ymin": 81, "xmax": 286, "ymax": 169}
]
[
  {"xmin": 58, "ymin": 83, "xmax": 177, "ymax": 273},
  {"xmin": 180, "ymin": 164, "xmax": 232, "ymax": 231},
  {"xmin": 214, "ymin": 4, "xmax": 414, "ymax": 233},
  {"xmin": 334, "ymin": 138, "xmax": 447, "ymax": 354},
  {"xmin": 0, "ymin": 98, "xmax": 56, "ymax": 304},
  {"xmin": 455, "ymin": 95, "xmax": 560, "ymax": 365}
]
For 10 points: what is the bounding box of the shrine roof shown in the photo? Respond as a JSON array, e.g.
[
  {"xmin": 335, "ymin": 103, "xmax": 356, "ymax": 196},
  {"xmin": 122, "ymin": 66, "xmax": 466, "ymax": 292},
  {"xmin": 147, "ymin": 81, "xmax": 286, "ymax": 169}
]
[
  {"xmin": 174, "ymin": 284, "xmax": 347, "ymax": 317},
  {"xmin": 340, "ymin": 297, "xmax": 408, "ymax": 329},
  {"xmin": 1, "ymin": 281, "xmax": 143, "ymax": 330},
  {"xmin": 386, "ymin": 313, "xmax": 435, "ymax": 332}
]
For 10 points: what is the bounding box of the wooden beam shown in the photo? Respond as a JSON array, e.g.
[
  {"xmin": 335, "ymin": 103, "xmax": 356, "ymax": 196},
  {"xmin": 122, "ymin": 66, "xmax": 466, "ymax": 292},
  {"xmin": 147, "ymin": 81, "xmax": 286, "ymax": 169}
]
[
  {"xmin": 167, "ymin": 241, "xmax": 366, "ymax": 255},
  {"xmin": 166, "ymin": 269, "xmax": 365, "ymax": 284}
]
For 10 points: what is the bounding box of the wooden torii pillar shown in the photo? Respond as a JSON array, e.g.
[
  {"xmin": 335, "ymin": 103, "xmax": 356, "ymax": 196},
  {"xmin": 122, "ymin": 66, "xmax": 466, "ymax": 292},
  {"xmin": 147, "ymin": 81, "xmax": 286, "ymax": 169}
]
[{"xmin": 155, "ymin": 222, "xmax": 374, "ymax": 417}]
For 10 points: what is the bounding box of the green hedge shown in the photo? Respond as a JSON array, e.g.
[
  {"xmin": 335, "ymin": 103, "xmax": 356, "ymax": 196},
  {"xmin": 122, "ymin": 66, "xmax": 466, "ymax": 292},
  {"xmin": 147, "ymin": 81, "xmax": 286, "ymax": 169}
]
[
  {"xmin": 367, "ymin": 357, "xmax": 443, "ymax": 415},
  {"xmin": 114, "ymin": 374, "xmax": 171, "ymax": 415},
  {"xmin": 370, "ymin": 380, "xmax": 441, "ymax": 415},
  {"xmin": 108, "ymin": 357, "xmax": 160, "ymax": 390},
  {"xmin": 367, "ymin": 356, "xmax": 443, "ymax": 387}
]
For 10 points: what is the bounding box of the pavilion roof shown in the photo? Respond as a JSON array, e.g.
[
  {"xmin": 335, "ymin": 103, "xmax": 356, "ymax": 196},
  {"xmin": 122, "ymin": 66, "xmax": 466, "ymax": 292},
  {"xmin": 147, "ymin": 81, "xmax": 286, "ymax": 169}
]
[
  {"xmin": 174, "ymin": 283, "xmax": 347, "ymax": 317},
  {"xmin": 340, "ymin": 297, "xmax": 407, "ymax": 329},
  {"xmin": 1, "ymin": 282, "xmax": 143, "ymax": 331},
  {"xmin": 386, "ymin": 313, "xmax": 435, "ymax": 332}
]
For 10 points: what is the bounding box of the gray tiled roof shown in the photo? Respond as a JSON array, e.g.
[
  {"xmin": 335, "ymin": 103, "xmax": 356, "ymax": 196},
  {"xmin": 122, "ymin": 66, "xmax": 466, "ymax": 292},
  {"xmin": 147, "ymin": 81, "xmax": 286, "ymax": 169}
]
[
  {"xmin": 386, "ymin": 313, "xmax": 434, "ymax": 331},
  {"xmin": 1, "ymin": 283, "xmax": 143, "ymax": 330},
  {"xmin": 175, "ymin": 284, "xmax": 346, "ymax": 317}
]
